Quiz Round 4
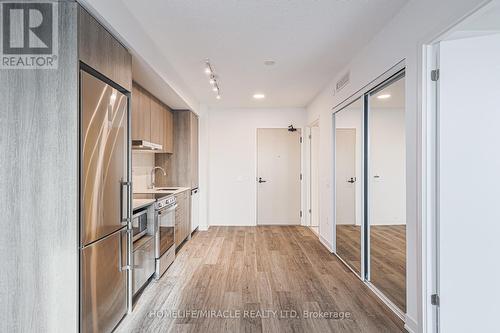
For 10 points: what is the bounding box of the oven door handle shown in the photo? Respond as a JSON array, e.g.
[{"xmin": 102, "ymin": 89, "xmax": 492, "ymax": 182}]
[{"xmin": 158, "ymin": 204, "xmax": 177, "ymax": 215}]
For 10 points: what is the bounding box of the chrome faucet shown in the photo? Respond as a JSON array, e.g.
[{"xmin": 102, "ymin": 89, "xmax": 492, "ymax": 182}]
[{"xmin": 150, "ymin": 166, "xmax": 167, "ymax": 189}]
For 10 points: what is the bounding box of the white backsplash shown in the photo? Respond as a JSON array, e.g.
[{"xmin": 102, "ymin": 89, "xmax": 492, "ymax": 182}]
[{"xmin": 132, "ymin": 152, "xmax": 154, "ymax": 191}]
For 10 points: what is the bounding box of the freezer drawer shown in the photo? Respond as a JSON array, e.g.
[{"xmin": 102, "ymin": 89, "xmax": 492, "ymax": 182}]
[
  {"xmin": 133, "ymin": 237, "xmax": 155, "ymax": 294},
  {"xmin": 81, "ymin": 229, "xmax": 127, "ymax": 333}
]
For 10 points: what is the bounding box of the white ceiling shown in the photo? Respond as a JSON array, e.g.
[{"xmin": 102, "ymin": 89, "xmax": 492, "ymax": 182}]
[
  {"xmin": 446, "ymin": 1, "xmax": 500, "ymax": 40},
  {"xmin": 119, "ymin": 0, "xmax": 409, "ymax": 108}
]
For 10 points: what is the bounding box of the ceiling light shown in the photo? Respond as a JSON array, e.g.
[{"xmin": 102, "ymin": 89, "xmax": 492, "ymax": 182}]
[
  {"xmin": 253, "ymin": 93, "xmax": 265, "ymax": 99},
  {"xmin": 264, "ymin": 60, "xmax": 276, "ymax": 66},
  {"xmin": 204, "ymin": 59, "xmax": 222, "ymax": 97},
  {"xmin": 377, "ymin": 94, "xmax": 391, "ymax": 99}
]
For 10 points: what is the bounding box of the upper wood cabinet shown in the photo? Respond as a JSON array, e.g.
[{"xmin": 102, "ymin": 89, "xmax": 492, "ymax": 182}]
[
  {"xmin": 78, "ymin": 7, "xmax": 131, "ymax": 91},
  {"xmin": 132, "ymin": 84, "xmax": 151, "ymax": 142},
  {"xmin": 155, "ymin": 110, "xmax": 198, "ymax": 188},
  {"xmin": 150, "ymin": 98, "xmax": 163, "ymax": 147},
  {"xmin": 163, "ymin": 105, "xmax": 174, "ymax": 153},
  {"xmin": 131, "ymin": 82, "xmax": 173, "ymax": 153}
]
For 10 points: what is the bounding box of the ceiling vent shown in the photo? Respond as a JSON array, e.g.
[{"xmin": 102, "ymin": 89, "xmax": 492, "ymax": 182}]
[{"xmin": 336, "ymin": 71, "xmax": 350, "ymax": 93}]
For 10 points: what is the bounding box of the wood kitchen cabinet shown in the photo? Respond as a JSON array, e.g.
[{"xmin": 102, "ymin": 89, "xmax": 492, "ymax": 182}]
[
  {"xmin": 131, "ymin": 82, "xmax": 173, "ymax": 153},
  {"xmin": 79, "ymin": 7, "xmax": 132, "ymax": 91},
  {"xmin": 131, "ymin": 84, "xmax": 151, "ymax": 141},
  {"xmin": 174, "ymin": 189, "xmax": 191, "ymax": 249},
  {"xmin": 156, "ymin": 110, "xmax": 199, "ymax": 188},
  {"xmin": 163, "ymin": 105, "xmax": 174, "ymax": 153},
  {"xmin": 150, "ymin": 98, "xmax": 163, "ymax": 148},
  {"xmin": 190, "ymin": 112, "xmax": 199, "ymax": 188}
]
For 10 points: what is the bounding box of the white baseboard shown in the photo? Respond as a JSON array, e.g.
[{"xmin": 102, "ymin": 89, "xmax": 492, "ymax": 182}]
[
  {"xmin": 308, "ymin": 226, "xmax": 319, "ymax": 236},
  {"xmin": 404, "ymin": 314, "xmax": 418, "ymax": 333},
  {"xmin": 319, "ymin": 234, "xmax": 334, "ymax": 252},
  {"xmin": 198, "ymin": 225, "xmax": 209, "ymax": 231}
]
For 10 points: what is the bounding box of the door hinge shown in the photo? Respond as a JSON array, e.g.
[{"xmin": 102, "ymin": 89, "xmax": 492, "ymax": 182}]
[
  {"xmin": 431, "ymin": 294, "xmax": 440, "ymax": 306},
  {"xmin": 300, "ymin": 210, "xmax": 303, "ymax": 218},
  {"xmin": 309, "ymin": 209, "xmax": 312, "ymax": 214},
  {"xmin": 431, "ymin": 69, "xmax": 440, "ymax": 82},
  {"xmin": 300, "ymin": 173, "xmax": 303, "ymax": 181},
  {"xmin": 309, "ymin": 134, "xmax": 312, "ymax": 139},
  {"xmin": 300, "ymin": 137, "xmax": 303, "ymax": 143}
]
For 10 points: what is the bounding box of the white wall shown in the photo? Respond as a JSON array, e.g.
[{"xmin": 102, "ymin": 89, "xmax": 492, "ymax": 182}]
[
  {"xmin": 207, "ymin": 108, "xmax": 306, "ymax": 226},
  {"xmin": 305, "ymin": 0, "xmax": 486, "ymax": 331}
]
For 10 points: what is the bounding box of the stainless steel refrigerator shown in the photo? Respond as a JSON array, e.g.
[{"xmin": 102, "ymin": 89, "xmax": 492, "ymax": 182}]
[{"xmin": 79, "ymin": 68, "xmax": 131, "ymax": 333}]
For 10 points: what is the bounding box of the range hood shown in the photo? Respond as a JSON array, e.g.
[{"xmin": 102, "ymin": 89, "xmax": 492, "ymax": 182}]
[{"xmin": 132, "ymin": 140, "xmax": 163, "ymax": 151}]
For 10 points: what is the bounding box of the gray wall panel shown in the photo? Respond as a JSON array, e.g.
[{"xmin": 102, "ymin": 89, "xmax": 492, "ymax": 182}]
[{"xmin": 0, "ymin": 2, "xmax": 79, "ymax": 332}]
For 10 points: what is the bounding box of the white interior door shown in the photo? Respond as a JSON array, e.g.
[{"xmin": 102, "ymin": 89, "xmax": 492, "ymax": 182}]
[
  {"xmin": 436, "ymin": 33, "xmax": 500, "ymax": 332},
  {"xmin": 257, "ymin": 128, "xmax": 301, "ymax": 225},
  {"xmin": 335, "ymin": 128, "xmax": 356, "ymax": 225},
  {"xmin": 310, "ymin": 126, "xmax": 320, "ymax": 227}
]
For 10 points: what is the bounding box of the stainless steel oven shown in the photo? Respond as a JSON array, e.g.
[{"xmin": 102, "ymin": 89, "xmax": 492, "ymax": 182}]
[
  {"xmin": 154, "ymin": 195, "xmax": 176, "ymax": 279},
  {"xmin": 132, "ymin": 209, "xmax": 148, "ymax": 242}
]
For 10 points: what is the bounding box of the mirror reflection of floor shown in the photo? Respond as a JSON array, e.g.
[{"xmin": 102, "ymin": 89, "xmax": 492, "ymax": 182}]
[
  {"xmin": 336, "ymin": 225, "xmax": 406, "ymax": 311},
  {"xmin": 336, "ymin": 225, "xmax": 362, "ymax": 275}
]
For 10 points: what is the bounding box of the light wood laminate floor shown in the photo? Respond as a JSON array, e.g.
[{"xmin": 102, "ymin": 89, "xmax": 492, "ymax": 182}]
[
  {"xmin": 117, "ymin": 226, "xmax": 404, "ymax": 333},
  {"xmin": 336, "ymin": 225, "xmax": 406, "ymax": 311}
]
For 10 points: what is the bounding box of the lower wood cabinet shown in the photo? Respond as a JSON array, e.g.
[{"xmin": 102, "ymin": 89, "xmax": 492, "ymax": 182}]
[{"xmin": 174, "ymin": 190, "xmax": 191, "ymax": 248}]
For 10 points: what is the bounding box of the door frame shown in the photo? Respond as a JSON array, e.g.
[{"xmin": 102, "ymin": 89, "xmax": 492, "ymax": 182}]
[
  {"xmin": 255, "ymin": 127, "xmax": 304, "ymax": 226},
  {"xmin": 305, "ymin": 119, "xmax": 320, "ymax": 232},
  {"xmin": 420, "ymin": 2, "xmax": 497, "ymax": 332}
]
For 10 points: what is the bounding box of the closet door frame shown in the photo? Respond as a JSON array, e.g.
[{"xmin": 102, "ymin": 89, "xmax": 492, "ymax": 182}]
[
  {"xmin": 331, "ymin": 61, "xmax": 406, "ymax": 320},
  {"xmin": 365, "ymin": 70, "xmax": 406, "ymax": 319},
  {"xmin": 333, "ymin": 99, "xmax": 366, "ymax": 279}
]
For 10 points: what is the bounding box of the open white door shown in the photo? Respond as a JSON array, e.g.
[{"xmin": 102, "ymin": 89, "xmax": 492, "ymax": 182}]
[
  {"xmin": 310, "ymin": 126, "xmax": 320, "ymax": 227},
  {"xmin": 257, "ymin": 128, "xmax": 301, "ymax": 225},
  {"xmin": 436, "ymin": 33, "xmax": 500, "ymax": 332}
]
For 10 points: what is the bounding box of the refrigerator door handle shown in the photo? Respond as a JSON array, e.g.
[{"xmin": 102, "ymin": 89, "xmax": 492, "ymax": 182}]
[
  {"xmin": 118, "ymin": 229, "xmax": 132, "ymax": 272},
  {"xmin": 120, "ymin": 180, "xmax": 132, "ymax": 225}
]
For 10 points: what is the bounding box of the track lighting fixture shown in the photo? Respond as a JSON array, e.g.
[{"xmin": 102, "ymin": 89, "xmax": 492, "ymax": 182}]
[{"xmin": 204, "ymin": 59, "xmax": 221, "ymax": 100}]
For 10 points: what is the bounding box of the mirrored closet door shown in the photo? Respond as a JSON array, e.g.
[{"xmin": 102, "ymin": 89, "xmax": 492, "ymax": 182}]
[
  {"xmin": 367, "ymin": 74, "xmax": 406, "ymax": 312},
  {"xmin": 333, "ymin": 68, "xmax": 407, "ymax": 314},
  {"xmin": 335, "ymin": 98, "xmax": 364, "ymax": 276}
]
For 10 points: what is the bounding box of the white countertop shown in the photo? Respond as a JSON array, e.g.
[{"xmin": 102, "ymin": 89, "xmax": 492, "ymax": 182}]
[
  {"xmin": 132, "ymin": 199, "xmax": 156, "ymax": 211},
  {"xmin": 133, "ymin": 187, "xmax": 191, "ymax": 211},
  {"xmin": 134, "ymin": 187, "xmax": 191, "ymax": 196}
]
